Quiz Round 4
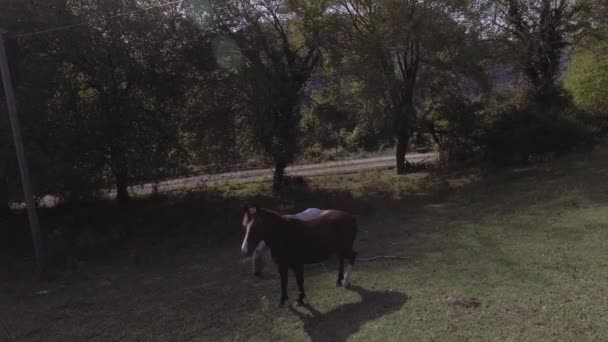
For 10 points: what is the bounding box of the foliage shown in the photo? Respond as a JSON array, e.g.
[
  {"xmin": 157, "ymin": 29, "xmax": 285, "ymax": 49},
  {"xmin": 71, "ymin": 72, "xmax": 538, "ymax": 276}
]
[
  {"xmin": 481, "ymin": 102, "xmax": 593, "ymax": 163},
  {"xmin": 0, "ymin": 0, "xmax": 605, "ymax": 212},
  {"xmin": 420, "ymin": 94, "xmax": 486, "ymax": 165},
  {"xmin": 2, "ymin": 0, "xmax": 211, "ymax": 203},
  {"xmin": 565, "ymin": 41, "xmax": 608, "ymax": 120},
  {"xmin": 475, "ymin": 0, "xmax": 603, "ymax": 163},
  {"xmin": 299, "ymin": 99, "xmax": 384, "ymax": 154},
  {"xmin": 329, "ymin": 0, "xmax": 490, "ymax": 173},
  {"xmin": 300, "ymin": 106, "xmax": 343, "ymax": 150},
  {"xmin": 206, "ymin": 0, "xmax": 327, "ymax": 192},
  {"xmin": 487, "ymin": 0, "xmax": 587, "ymax": 108}
]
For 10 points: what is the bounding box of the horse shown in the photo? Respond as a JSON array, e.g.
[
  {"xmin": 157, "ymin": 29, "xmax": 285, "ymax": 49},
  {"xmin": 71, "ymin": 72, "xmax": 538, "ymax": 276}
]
[
  {"xmin": 241, "ymin": 205, "xmax": 358, "ymax": 306},
  {"xmin": 251, "ymin": 208, "xmax": 325, "ymax": 276}
]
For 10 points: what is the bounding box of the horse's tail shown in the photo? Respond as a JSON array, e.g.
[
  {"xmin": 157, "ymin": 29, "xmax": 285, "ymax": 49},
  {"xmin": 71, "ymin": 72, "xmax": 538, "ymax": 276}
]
[
  {"xmin": 347, "ymin": 213, "xmax": 358, "ymax": 240},
  {"xmin": 353, "ymin": 215, "xmax": 359, "ymax": 243}
]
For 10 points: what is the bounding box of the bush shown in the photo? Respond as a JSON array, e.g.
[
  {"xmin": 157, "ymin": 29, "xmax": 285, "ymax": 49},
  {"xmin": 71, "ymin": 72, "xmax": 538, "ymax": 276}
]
[
  {"xmin": 421, "ymin": 95, "xmax": 486, "ymax": 165},
  {"xmin": 411, "ymin": 132, "xmax": 434, "ymax": 152},
  {"xmin": 565, "ymin": 43, "xmax": 608, "ymax": 117},
  {"xmin": 344, "ymin": 126, "xmax": 365, "ymax": 152},
  {"xmin": 302, "ymin": 145, "xmax": 350, "ymax": 163},
  {"xmin": 344, "ymin": 118, "xmax": 384, "ymax": 152},
  {"xmin": 300, "ymin": 104, "xmax": 387, "ymax": 157},
  {"xmin": 302, "ymin": 143, "xmax": 325, "ymax": 161},
  {"xmin": 300, "ymin": 112, "xmax": 340, "ymax": 149},
  {"xmin": 481, "ymin": 103, "xmax": 594, "ymax": 163}
]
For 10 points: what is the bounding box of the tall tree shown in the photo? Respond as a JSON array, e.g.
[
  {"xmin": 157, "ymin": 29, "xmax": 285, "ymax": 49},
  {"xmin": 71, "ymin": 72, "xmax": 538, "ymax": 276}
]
[
  {"xmin": 32, "ymin": 0, "xmax": 193, "ymax": 203},
  {"xmin": 334, "ymin": 0, "xmax": 487, "ymax": 173},
  {"xmin": 487, "ymin": 0, "xmax": 587, "ymax": 108},
  {"xmin": 565, "ymin": 39, "xmax": 608, "ymax": 118},
  {"xmin": 207, "ymin": 0, "xmax": 325, "ymax": 191}
]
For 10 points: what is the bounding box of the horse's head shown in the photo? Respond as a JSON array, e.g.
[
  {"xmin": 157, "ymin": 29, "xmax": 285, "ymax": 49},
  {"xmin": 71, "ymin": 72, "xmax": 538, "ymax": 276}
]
[{"xmin": 240, "ymin": 205, "xmax": 269, "ymax": 256}]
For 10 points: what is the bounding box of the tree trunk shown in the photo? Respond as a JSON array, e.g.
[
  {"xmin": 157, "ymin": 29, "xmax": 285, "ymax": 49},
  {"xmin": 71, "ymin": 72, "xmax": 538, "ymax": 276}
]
[
  {"xmin": 396, "ymin": 131, "xmax": 409, "ymax": 175},
  {"xmin": 395, "ymin": 101, "xmax": 412, "ymax": 175},
  {"xmin": 110, "ymin": 146, "xmax": 130, "ymax": 204},
  {"xmin": 272, "ymin": 161, "xmax": 287, "ymax": 193},
  {"xmin": 114, "ymin": 170, "xmax": 130, "ymax": 204}
]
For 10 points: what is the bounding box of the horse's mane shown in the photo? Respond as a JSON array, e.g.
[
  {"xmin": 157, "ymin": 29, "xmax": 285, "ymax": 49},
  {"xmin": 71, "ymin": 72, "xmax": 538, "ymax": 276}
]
[
  {"xmin": 260, "ymin": 208, "xmax": 299, "ymax": 225},
  {"xmin": 260, "ymin": 208, "xmax": 281, "ymax": 216},
  {"xmin": 259, "ymin": 208, "xmax": 287, "ymax": 220}
]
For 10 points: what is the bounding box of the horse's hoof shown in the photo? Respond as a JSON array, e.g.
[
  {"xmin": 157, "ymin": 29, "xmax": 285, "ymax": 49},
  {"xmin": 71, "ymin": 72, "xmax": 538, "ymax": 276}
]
[
  {"xmin": 253, "ymin": 271, "xmax": 262, "ymax": 277},
  {"xmin": 336, "ymin": 282, "xmax": 343, "ymax": 288},
  {"xmin": 296, "ymin": 298, "xmax": 305, "ymax": 306},
  {"xmin": 342, "ymin": 281, "xmax": 351, "ymax": 289}
]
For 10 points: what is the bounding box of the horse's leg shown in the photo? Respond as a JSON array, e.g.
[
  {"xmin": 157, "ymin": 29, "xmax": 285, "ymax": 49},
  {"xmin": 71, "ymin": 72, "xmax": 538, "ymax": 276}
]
[
  {"xmin": 336, "ymin": 255, "xmax": 345, "ymax": 287},
  {"xmin": 342, "ymin": 251, "xmax": 358, "ymax": 288},
  {"xmin": 252, "ymin": 246, "xmax": 263, "ymax": 277},
  {"xmin": 278, "ymin": 262, "xmax": 289, "ymax": 307},
  {"xmin": 293, "ymin": 264, "xmax": 306, "ymax": 305}
]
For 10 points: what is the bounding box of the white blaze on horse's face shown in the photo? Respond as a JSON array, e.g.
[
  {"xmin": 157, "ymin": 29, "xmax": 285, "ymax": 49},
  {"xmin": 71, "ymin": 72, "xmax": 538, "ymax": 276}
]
[
  {"xmin": 241, "ymin": 211, "xmax": 249, "ymax": 228},
  {"xmin": 241, "ymin": 212, "xmax": 254, "ymax": 256}
]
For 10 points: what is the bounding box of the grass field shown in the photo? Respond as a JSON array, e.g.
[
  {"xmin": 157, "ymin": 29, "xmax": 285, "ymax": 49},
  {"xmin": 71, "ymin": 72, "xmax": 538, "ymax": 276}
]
[{"xmin": 2, "ymin": 148, "xmax": 608, "ymax": 341}]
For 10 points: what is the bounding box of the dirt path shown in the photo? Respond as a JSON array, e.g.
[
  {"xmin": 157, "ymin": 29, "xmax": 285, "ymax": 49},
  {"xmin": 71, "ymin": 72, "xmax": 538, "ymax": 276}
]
[
  {"xmin": 120, "ymin": 152, "xmax": 436, "ymax": 196},
  {"xmin": 32, "ymin": 153, "xmax": 435, "ymax": 206}
]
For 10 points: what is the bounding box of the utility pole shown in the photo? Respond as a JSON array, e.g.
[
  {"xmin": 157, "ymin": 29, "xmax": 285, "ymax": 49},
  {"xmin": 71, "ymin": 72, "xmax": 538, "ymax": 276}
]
[{"xmin": 0, "ymin": 29, "xmax": 45, "ymax": 278}]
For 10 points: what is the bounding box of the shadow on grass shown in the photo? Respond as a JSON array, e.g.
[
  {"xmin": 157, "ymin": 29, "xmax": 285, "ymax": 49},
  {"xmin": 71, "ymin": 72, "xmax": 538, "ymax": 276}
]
[
  {"xmin": 4, "ymin": 148, "xmax": 608, "ymax": 279},
  {"xmin": 289, "ymin": 285, "xmax": 408, "ymax": 342},
  {"xmin": 3, "ymin": 150, "xmax": 608, "ymax": 339}
]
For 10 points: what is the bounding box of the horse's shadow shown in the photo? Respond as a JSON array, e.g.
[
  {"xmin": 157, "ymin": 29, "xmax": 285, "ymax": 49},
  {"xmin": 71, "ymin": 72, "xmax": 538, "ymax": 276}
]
[{"xmin": 289, "ymin": 285, "xmax": 408, "ymax": 342}]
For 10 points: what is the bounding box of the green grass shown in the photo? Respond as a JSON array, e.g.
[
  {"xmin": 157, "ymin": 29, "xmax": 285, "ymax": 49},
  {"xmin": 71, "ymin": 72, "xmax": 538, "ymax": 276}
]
[{"xmin": 2, "ymin": 149, "xmax": 608, "ymax": 341}]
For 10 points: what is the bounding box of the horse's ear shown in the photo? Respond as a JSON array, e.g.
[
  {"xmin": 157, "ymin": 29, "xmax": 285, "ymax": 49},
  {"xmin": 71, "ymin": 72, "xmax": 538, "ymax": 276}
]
[
  {"xmin": 243, "ymin": 205, "xmax": 249, "ymax": 213},
  {"xmin": 254, "ymin": 205, "xmax": 260, "ymax": 214}
]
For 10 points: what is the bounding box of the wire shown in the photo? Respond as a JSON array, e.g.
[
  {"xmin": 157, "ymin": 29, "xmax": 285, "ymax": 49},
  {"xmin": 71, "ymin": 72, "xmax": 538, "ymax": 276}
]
[
  {"xmin": 358, "ymin": 256, "xmax": 407, "ymax": 262},
  {"xmin": 14, "ymin": 0, "xmax": 183, "ymax": 38}
]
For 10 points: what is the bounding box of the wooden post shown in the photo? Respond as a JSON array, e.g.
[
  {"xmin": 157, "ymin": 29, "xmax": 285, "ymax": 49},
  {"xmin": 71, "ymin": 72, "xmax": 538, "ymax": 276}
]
[{"xmin": 0, "ymin": 29, "xmax": 45, "ymax": 278}]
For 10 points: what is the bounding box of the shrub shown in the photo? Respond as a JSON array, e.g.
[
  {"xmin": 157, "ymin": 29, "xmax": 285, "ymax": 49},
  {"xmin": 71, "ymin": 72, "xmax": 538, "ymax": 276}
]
[
  {"xmin": 481, "ymin": 103, "xmax": 593, "ymax": 164},
  {"xmin": 421, "ymin": 95, "xmax": 486, "ymax": 165},
  {"xmin": 300, "ymin": 112, "xmax": 339, "ymax": 149},
  {"xmin": 565, "ymin": 43, "xmax": 608, "ymax": 118}
]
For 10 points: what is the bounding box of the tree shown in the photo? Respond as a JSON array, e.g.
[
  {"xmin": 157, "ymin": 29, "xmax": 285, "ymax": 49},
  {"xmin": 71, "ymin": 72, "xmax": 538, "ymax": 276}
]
[
  {"xmin": 487, "ymin": 0, "xmax": 587, "ymax": 108},
  {"xmin": 178, "ymin": 26, "xmax": 253, "ymax": 174},
  {"xmin": 564, "ymin": 1, "xmax": 608, "ymax": 120},
  {"xmin": 565, "ymin": 40, "xmax": 608, "ymax": 118},
  {"xmin": 1, "ymin": 0, "xmax": 257, "ymax": 205},
  {"xmin": 420, "ymin": 93, "xmax": 485, "ymax": 165},
  {"xmin": 576, "ymin": 0, "xmax": 608, "ymax": 44},
  {"xmin": 470, "ymin": 0, "xmax": 605, "ymax": 163},
  {"xmin": 207, "ymin": 0, "xmax": 325, "ymax": 191},
  {"xmin": 31, "ymin": 0, "xmax": 194, "ymax": 203},
  {"xmin": 333, "ymin": 0, "xmax": 488, "ymax": 173}
]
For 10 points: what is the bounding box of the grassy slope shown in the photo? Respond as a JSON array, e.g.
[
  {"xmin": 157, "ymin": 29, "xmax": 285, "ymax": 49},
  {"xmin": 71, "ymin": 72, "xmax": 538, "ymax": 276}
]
[{"xmin": 2, "ymin": 148, "xmax": 608, "ymax": 341}]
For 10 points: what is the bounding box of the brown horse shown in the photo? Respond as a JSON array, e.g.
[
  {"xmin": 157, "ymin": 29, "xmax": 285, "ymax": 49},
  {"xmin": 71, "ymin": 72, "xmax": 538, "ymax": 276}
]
[
  {"xmin": 241, "ymin": 205, "xmax": 358, "ymax": 306},
  {"xmin": 252, "ymin": 208, "xmax": 325, "ymax": 276}
]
